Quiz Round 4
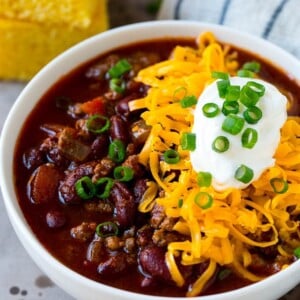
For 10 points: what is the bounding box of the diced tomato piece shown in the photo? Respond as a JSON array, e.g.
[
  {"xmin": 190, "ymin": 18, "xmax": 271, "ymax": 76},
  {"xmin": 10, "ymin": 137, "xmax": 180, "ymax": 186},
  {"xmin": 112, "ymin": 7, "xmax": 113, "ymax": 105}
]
[{"xmin": 81, "ymin": 96, "xmax": 105, "ymax": 115}]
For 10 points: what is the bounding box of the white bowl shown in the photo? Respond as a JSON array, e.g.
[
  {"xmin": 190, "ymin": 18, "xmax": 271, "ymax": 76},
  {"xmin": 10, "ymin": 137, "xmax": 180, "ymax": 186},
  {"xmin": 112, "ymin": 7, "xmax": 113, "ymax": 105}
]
[{"xmin": 1, "ymin": 21, "xmax": 300, "ymax": 300}]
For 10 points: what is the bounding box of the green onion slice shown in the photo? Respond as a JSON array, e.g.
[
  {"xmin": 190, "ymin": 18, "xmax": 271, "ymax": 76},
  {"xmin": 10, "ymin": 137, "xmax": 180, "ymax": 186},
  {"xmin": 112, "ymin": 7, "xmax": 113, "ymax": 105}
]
[
  {"xmin": 163, "ymin": 149, "xmax": 180, "ymax": 164},
  {"xmin": 96, "ymin": 221, "xmax": 119, "ymax": 238},
  {"xmin": 202, "ymin": 102, "xmax": 220, "ymax": 118},
  {"xmin": 270, "ymin": 178, "xmax": 289, "ymax": 194},
  {"xmin": 197, "ymin": 172, "xmax": 212, "ymax": 187},
  {"xmin": 108, "ymin": 139, "xmax": 126, "ymax": 163},
  {"xmin": 222, "ymin": 114, "xmax": 245, "ymax": 135},
  {"xmin": 75, "ymin": 176, "xmax": 96, "ymax": 200},
  {"xmin": 237, "ymin": 69, "xmax": 254, "ymax": 78},
  {"xmin": 113, "ymin": 166, "xmax": 134, "ymax": 182},
  {"xmin": 246, "ymin": 81, "xmax": 265, "ymax": 97},
  {"xmin": 294, "ymin": 247, "xmax": 300, "ymax": 259},
  {"xmin": 181, "ymin": 132, "xmax": 196, "ymax": 151},
  {"xmin": 217, "ymin": 79, "xmax": 230, "ymax": 98},
  {"xmin": 243, "ymin": 106, "xmax": 263, "ymax": 124},
  {"xmin": 180, "ymin": 95, "xmax": 197, "ymax": 108},
  {"xmin": 109, "ymin": 78, "xmax": 126, "ymax": 94},
  {"xmin": 178, "ymin": 198, "xmax": 183, "ymax": 208},
  {"xmin": 242, "ymin": 61, "xmax": 261, "ymax": 73},
  {"xmin": 234, "ymin": 165, "xmax": 254, "ymax": 184},
  {"xmin": 108, "ymin": 59, "xmax": 132, "ymax": 78},
  {"xmin": 87, "ymin": 114, "xmax": 110, "ymax": 134},
  {"xmin": 211, "ymin": 71, "xmax": 229, "ymax": 80},
  {"xmin": 240, "ymin": 85, "xmax": 260, "ymax": 107},
  {"xmin": 194, "ymin": 192, "xmax": 213, "ymax": 209},
  {"xmin": 95, "ymin": 177, "xmax": 114, "ymax": 199},
  {"xmin": 218, "ymin": 269, "xmax": 232, "ymax": 281},
  {"xmin": 241, "ymin": 128, "xmax": 258, "ymax": 149},
  {"xmin": 212, "ymin": 136, "xmax": 230, "ymax": 153},
  {"xmin": 225, "ymin": 85, "xmax": 240, "ymax": 102},
  {"xmin": 222, "ymin": 101, "xmax": 239, "ymax": 116}
]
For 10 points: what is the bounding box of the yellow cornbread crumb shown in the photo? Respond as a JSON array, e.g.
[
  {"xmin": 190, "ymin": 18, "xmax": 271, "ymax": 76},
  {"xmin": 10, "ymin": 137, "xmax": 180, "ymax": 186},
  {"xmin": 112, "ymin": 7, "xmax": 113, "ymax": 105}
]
[
  {"xmin": 0, "ymin": 0, "xmax": 99, "ymax": 28},
  {"xmin": 0, "ymin": 0, "xmax": 108, "ymax": 81}
]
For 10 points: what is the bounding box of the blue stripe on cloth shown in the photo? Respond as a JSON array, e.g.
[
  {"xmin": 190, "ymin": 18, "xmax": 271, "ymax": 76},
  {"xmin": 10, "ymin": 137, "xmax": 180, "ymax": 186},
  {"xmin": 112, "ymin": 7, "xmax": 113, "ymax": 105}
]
[
  {"xmin": 219, "ymin": 0, "xmax": 232, "ymax": 24},
  {"xmin": 263, "ymin": 0, "xmax": 290, "ymax": 38},
  {"xmin": 174, "ymin": 0, "xmax": 184, "ymax": 19}
]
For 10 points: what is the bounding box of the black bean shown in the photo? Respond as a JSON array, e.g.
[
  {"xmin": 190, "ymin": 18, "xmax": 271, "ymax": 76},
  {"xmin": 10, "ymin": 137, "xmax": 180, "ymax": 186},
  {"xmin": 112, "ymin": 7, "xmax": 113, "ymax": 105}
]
[{"xmin": 46, "ymin": 210, "xmax": 66, "ymax": 228}]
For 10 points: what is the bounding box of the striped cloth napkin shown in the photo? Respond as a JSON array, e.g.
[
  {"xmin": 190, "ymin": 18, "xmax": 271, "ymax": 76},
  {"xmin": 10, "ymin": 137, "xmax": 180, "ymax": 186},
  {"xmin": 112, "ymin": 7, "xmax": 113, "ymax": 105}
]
[{"xmin": 158, "ymin": 0, "xmax": 300, "ymax": 58}]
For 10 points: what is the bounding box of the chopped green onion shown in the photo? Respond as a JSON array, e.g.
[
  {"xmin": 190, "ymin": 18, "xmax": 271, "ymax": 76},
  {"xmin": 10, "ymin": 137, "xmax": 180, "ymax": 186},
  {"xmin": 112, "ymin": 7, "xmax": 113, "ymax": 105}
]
[
  {"xmin": 202, "ymin": 102, "xmax": 220, "ymax": 118},
  {"xmin": 212, "ymin": 136, "xmax": 230, "ymax": 153},
  {"xmin": 180, "ymin": 95, "xmax": 197, "ymax": 108},
  {"xmin": 240, "ymin": 85, "xmax": 260, "ymax": 107},
  {"xmin": 113, "ymin": 166, "xmax": 134, "ymax": 182},
  {"xmin": 108, "ymin": 139, "xmax": 126, "ymax": 163},
  {"xmin": 246, "ymin": 81, "xmax": 265, "ymax": 97},
  {"xmin": 242, "ymin": 61, "xmax": 261, "ymax": 73},
  {"xmin": 194, "ymin": 192, "xmax": 213, "ymax": 209},
  {"xmin": 270, "ymin": 178, "xmax": 289, "ymax": 194},
  {"xmin": 225, "ymin": 85, "xmax": 240, "ymax": 102},
  {"xmin": 96, "ymin": 221, "xmax": 119, "ymax": 238},
  {"xmin": 234, "ymin": 165, "xmax": 254, "ymax": 184},
  {"xmin": 222, "ymin": 114, "xmax": 245, "ymax": 135},
  {"xmin": 212, "ymin": 71, "xmax": 229, "ymax": 80},
  {"xmin": 218, "ymin": 269, "xmax": 232, "ymax": 281},
  {"xmin": 87, "ymin": 114, "xmax": 110, "ymax": 134},
  {"xmin": 109, "ymin": 78, "xmax": 126, "ymax": 94},
  {"xmin": 95, "ymin": 177, "xmax": 114, "ymax": 199},
  {"xmin": 108, "ymin": 59, "xmax": 132, "ymax": 78},
  {"xmin": 181, "ymin": 132, "xmax": 196, "ymax": 151},
  {"xmin": 222, "ymin": 101, "xmax": 239, "ymax": 116},
  {"xmin": 243, "ymin": 106, "xmax": 263, "ymax": 124},
  {"xmin": 178, "ymin": 198, "xmax": 183, "ymax": 208},
  {"xmin": 241, "ymin": 128, "xmax": 258, "ymax": 149},
  {"xmin": 163, "ymin": 149, "xmax": 180, "ymax": 164},
  {"xmin": 197, "ymin": 172, "xmax": 212, "ymax": 187},
  {"xmin": 217, "ymin": 79, "xmax": 230, "ymax": 98},
  {"xmin": 237, "ymin": 69, "xmax": 254, "ymax": 78},
  {"xmin": 294, "ymin": 247, "xmax": 300, "ymax": 259},
  {"xmin": 75, "ymin": 176, "xmax": 96, "ymax": 200}
]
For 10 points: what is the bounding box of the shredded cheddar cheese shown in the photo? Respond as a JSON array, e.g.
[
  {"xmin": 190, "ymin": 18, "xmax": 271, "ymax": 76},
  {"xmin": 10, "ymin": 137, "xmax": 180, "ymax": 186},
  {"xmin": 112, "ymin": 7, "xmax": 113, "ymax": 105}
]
[{"xmin": 130, "ymin": 32, "xmax": 300, "ymax": 296}]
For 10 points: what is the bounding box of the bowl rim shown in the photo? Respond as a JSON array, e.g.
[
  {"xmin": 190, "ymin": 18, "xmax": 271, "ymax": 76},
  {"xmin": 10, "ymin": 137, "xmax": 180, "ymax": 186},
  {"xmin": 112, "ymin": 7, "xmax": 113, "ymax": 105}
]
[{"xmin": 1, "ymin": 20, "xmax": 300, "ymax": 300}]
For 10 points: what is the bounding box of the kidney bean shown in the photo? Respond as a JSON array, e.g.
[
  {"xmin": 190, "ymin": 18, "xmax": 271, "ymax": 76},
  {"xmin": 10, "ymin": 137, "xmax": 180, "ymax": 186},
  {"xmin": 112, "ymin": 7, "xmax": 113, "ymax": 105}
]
[
  {"xmin": 97, "ymin": 252, "xmax": 128, "ymax": 276},
  {"xmin": 90, "ymin": 135, "xmax": 109, "ymax": 160},
  {"xmin": 133, "ymin": 179, "xmax": 148, "ymax": 203},
  {"xmin": 115, "ymin": 94, "xmax": 138, "ymax": 118},
  {"xmin": 46, "ymin": 210, "xmax": 66, "ymax": 228},
  {"xmin": 109, "ymin": 115, "xmax": 129, "ymax": 144},
  {"xmin": 23, "ymin": 147, "xmax": 45, "ymax": 170},
  {"xmin": 139, "ymin": 245, "xmax": 172, "ymax": 282},
  {"xmin": 58, "ymin": 161, "xmax": 97, "ymax": 204},
  {"xmin": 28, "ymin": 163, "xmax": 63, "ymax": 204},
  {"xmin": 110, "ymin": 181, "xmax": 136, "ymax": 228}
]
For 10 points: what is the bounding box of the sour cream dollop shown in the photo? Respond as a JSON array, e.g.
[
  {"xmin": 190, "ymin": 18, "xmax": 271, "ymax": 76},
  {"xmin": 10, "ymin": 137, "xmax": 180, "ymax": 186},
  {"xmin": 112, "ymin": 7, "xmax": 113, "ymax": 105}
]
[{"xmin": 190, "ymin": 77, "xmax": 287, "ymax": 191}]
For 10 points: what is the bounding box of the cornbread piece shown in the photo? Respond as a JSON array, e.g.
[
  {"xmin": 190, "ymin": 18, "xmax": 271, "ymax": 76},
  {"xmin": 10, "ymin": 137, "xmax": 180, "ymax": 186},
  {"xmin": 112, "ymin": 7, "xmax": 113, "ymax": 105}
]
[
  {"xmin": 0, "ymin": 1, "xmax": 108, "ymax": 81},
  {"xmin": 0, "ymin": 0, "xmax": 100, "ymax": 28}
]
